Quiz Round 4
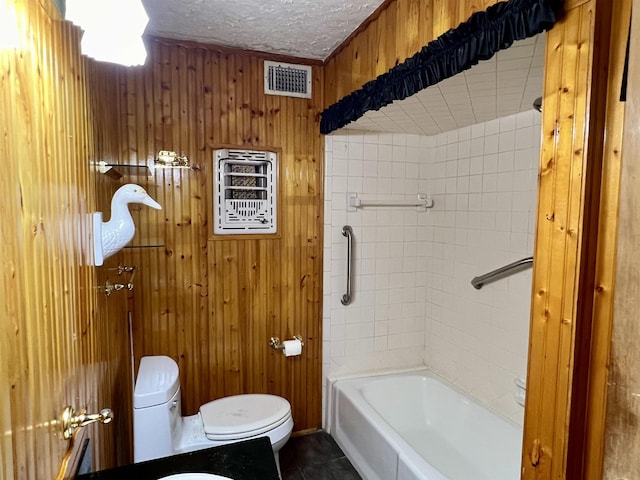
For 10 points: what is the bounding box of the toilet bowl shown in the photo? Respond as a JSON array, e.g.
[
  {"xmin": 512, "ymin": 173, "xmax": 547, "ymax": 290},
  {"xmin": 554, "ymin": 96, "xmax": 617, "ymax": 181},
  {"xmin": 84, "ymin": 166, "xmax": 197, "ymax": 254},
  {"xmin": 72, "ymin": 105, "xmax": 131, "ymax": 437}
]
[{"xmin": 133, "ymin": 355, "xmax": 293, "ymax": 472}]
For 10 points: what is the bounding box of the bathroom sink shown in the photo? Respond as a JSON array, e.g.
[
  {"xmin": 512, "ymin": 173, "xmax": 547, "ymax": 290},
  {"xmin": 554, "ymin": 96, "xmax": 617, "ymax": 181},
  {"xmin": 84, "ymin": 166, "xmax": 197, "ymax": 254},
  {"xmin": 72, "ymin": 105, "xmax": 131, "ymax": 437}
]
[{"xmin": 159, "ymin": 474, "xmax": 233, "ymax": 480}]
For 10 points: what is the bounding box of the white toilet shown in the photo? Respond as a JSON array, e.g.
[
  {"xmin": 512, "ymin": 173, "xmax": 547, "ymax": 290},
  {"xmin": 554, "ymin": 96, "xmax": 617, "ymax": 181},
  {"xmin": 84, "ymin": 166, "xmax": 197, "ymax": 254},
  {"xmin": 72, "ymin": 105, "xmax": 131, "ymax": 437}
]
[{"xmin": 133, "ymin": 355, "xmax": 293, "ymax": 471}]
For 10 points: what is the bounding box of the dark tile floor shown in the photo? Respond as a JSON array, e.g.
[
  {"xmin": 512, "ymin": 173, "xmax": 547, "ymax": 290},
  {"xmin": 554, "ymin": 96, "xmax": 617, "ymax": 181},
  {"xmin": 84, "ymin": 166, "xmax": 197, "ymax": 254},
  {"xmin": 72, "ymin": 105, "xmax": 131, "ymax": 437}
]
[{"xmin": 279, "ymin": 430, "xmax": 362, "ymax": 480}]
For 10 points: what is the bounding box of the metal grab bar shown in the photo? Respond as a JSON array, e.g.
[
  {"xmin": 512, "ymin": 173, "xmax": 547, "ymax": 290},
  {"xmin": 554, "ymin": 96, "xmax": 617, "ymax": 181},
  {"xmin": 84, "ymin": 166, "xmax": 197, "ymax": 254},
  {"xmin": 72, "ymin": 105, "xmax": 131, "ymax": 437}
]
[
  {"xmin": 471, "ymin": 256, "xmax": 533, "ymax": 290},
  {"xmin": 341, "ymin": 225, "xmax": 353, "ymax": 305}
]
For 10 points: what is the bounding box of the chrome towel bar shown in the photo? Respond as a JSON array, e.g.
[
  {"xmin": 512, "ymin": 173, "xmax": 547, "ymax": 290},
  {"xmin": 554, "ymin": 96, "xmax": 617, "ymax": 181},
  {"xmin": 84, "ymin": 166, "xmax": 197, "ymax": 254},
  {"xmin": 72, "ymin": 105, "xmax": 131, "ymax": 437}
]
[
  {"xmin": 471, "ymin": 256, "xmax": 533, "ymax": 290},
  {"xmin": 341, "ymin": 225, "xmax": 353, "ymax": 305}
]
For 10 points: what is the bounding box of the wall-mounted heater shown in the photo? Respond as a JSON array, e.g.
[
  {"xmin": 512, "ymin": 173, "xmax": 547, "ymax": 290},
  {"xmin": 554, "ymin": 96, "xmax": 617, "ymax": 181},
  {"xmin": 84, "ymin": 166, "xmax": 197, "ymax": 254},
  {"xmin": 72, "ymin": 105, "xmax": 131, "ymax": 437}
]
[{"xmin": 213, "ymin": 148, "xmax": 277, "ymax": 234}]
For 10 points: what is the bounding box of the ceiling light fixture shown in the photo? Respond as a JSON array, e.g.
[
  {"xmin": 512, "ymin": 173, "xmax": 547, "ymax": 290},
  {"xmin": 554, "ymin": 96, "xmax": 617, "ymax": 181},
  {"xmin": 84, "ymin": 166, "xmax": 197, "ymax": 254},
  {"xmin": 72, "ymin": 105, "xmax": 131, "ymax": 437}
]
[{"xmin": 66, "ymin": 0, "xmax": 149, "ymax": 67}]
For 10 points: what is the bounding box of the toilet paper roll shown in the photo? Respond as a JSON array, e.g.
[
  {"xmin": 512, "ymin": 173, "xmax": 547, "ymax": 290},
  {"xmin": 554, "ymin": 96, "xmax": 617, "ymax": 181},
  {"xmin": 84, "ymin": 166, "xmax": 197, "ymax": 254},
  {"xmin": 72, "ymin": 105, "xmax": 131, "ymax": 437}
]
[{"xmin": 281, "ymin": 339, "xmax": 303, "ymax": 357}]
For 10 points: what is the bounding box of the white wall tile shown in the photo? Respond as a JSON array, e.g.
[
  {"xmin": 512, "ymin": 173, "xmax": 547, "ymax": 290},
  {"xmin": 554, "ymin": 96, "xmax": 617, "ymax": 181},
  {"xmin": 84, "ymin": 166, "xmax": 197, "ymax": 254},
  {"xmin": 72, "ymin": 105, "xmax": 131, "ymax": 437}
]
[
  {"xmin": 323, "ymin": 110, "xmax": 540, "ymax": 427},
  {"xmin": 484, "ymin": 134, "xmax": 499, "ymax": 154}
]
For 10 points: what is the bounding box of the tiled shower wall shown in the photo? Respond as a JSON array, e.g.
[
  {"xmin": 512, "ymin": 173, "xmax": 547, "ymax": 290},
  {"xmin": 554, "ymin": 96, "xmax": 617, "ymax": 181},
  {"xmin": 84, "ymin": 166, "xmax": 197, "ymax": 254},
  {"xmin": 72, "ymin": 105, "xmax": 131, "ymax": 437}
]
[{"xmin": 323, "ymin": 110, "xmax": 541, "ymax": 425}]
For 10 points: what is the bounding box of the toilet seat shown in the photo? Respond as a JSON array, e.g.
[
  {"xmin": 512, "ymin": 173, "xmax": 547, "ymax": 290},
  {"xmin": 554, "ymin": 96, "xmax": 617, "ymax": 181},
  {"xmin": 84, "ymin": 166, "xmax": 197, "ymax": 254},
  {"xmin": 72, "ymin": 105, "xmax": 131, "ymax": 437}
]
[{"xmin": 199, "ymin": 394, "xmax": 292, "ymax": 441}]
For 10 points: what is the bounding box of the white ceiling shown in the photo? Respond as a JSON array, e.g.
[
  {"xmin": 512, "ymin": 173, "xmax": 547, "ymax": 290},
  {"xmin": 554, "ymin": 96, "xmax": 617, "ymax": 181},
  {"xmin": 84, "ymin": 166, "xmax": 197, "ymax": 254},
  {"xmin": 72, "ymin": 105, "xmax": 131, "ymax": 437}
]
[
  {"xmin": 141, "ymin": 0, "xmax": 386, "ymax": 60},
  {"xmin": 344, "ymin": 33, "xmax": 546, "ymax": 135}
]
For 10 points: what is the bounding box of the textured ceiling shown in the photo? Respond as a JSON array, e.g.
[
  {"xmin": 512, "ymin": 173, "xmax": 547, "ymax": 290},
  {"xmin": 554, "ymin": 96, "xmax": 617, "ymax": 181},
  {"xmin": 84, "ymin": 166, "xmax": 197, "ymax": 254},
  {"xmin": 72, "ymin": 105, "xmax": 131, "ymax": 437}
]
[
  {"xmin": 141, "ymin": 0, "xmax": 385, "ymax": 60},
  {"xmin": 345, "ymin": 33, "xmax": 546, "ymax": 135}
]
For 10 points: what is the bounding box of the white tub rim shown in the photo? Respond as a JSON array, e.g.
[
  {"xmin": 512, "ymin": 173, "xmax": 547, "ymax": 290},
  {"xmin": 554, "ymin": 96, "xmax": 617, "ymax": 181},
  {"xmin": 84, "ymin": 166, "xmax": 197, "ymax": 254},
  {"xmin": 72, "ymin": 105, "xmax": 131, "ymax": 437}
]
[
  {"xmin": 325, "ymin": 365, "xmax": 521, "ymax": 434},
  {"xmin": 324, "ymin": 364, "xmax": 429, "ymax": 433}
]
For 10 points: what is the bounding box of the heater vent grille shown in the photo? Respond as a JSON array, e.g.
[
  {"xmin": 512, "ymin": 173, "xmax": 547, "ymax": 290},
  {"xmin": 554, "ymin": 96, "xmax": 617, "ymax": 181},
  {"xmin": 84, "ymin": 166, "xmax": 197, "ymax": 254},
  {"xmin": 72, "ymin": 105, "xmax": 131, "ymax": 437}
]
[
  {"xmin": 213, "ymin": 149, "xmax": 277, "ymax": 234},
  {"xmin": 264, "ymin": 61, "xmax": 312, "ymax": 98}
]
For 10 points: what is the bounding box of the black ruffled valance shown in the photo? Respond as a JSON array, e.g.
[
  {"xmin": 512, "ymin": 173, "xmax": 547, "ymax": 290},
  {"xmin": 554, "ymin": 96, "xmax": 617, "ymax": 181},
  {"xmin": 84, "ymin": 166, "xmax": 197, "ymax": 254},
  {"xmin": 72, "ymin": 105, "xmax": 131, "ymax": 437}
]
[{"xmin": 320, "ymin": 0, "xmax": 563, "ymax": 134}]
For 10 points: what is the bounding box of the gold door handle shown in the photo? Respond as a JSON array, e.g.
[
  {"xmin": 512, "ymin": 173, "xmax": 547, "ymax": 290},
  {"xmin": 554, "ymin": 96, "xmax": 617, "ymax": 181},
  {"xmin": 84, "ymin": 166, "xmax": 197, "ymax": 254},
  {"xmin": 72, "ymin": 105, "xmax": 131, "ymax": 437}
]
[{"xmin": 60, "ymin": 406, "xmax": 114, "ymax": 440}]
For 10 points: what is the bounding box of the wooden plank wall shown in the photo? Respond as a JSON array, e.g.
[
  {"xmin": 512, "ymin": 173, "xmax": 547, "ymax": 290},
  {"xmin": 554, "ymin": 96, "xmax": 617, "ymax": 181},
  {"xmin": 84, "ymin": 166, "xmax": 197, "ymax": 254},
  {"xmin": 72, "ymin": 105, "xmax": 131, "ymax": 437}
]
[
  {"xmin": 323, "ymin": 0, "xmax": 498, "ymax": 108},
  {"xmin": 87, "ymin": 58, "xmax": 136, "ymax": 472},
  {"xmin": 0, "ymin": 1, "xmax": 132, "ymax": 478},
  {"xmin": 118, "ymin": 38, "xmax": 325, "ymax": 430},
  {"xmin": 524, "ymin": 3, "xmax": 594, "ymax": 478},
  {"xmin": 601, "ymin": 0, "xmax": 640, "ymax": 476}
]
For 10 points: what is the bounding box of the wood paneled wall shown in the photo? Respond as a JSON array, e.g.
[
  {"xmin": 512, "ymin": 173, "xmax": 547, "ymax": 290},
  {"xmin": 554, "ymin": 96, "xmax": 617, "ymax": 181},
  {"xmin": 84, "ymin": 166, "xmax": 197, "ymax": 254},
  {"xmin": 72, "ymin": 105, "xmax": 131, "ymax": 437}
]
[
  {"xmin": 118, "ymin": 38, "xmax": 325, "ymax": 430},
  {"xmin": 0, "ymin": 1, "xmax": 131, "ymax": 478},
  {"xmin": 323, "ymin": 0, "xmax": 498, "ymax": 107},
  {"xmin": 87, "ymin": 58, "xmax": 136, "ymax": 472},
  {"xmin": 523, "ymin": 3, "xmax": 595, "ymax": 477}
]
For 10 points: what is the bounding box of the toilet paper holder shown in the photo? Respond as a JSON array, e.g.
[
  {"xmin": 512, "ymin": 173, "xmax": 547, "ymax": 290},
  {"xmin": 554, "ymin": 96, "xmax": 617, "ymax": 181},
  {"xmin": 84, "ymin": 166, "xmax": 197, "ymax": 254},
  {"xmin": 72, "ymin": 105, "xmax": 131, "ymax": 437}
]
[{"xmin": 269, "ymin": 335, "xmax": 304, "ymax": 351}]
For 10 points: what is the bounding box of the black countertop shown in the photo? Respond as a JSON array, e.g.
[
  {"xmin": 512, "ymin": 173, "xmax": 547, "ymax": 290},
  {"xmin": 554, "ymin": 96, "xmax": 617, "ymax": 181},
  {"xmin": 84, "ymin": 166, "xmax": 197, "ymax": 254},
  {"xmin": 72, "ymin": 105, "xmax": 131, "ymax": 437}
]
[{"xmin": 77, "ymin": 437, "xmax": 280, "ymax": 480}]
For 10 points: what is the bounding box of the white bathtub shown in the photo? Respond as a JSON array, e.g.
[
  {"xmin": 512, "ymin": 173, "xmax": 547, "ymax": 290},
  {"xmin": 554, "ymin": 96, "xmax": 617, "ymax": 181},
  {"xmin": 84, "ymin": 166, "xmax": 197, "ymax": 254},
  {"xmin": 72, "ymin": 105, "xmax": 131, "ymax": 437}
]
[{"xmin": 330, "ymin": 370, "xmax": 523, "ymax": 480}]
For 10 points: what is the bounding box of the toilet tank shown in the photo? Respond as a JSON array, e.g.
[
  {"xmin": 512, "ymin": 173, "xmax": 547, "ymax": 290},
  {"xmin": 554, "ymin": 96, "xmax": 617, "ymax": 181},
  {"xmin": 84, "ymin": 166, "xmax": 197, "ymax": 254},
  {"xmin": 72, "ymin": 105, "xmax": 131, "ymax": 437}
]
[{"xmin": 133, "ymin": 355, "xmax": 182, "ymax": 463}]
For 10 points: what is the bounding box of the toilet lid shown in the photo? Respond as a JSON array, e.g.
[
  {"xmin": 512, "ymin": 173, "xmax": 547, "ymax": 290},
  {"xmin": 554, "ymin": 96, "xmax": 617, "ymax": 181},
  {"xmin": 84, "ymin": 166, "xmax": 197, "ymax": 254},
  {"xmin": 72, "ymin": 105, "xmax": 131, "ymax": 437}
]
[
  {"xmin": 134, "ymin": 356, "xmax": 180, "ymax": 408},
  {"xmin": 199, "ymin": 394, "xmax": 291, "ymax": 440}
]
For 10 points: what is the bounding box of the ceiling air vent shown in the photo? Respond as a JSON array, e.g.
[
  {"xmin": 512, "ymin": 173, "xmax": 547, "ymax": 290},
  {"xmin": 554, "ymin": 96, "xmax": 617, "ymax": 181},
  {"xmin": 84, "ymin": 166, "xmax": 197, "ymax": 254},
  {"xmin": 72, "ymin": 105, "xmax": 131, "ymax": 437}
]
[{"xmin": 264, "ymin": 60, "xmax": 312, "ymax": 99}]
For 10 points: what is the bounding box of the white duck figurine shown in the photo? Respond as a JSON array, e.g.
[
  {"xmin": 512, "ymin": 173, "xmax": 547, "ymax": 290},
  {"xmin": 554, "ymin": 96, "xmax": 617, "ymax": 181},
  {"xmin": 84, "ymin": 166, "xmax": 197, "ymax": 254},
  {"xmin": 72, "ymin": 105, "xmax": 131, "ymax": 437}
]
[{"xmin": 93, "ymin": 184, "xmax": 161, "ymax": 265}]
